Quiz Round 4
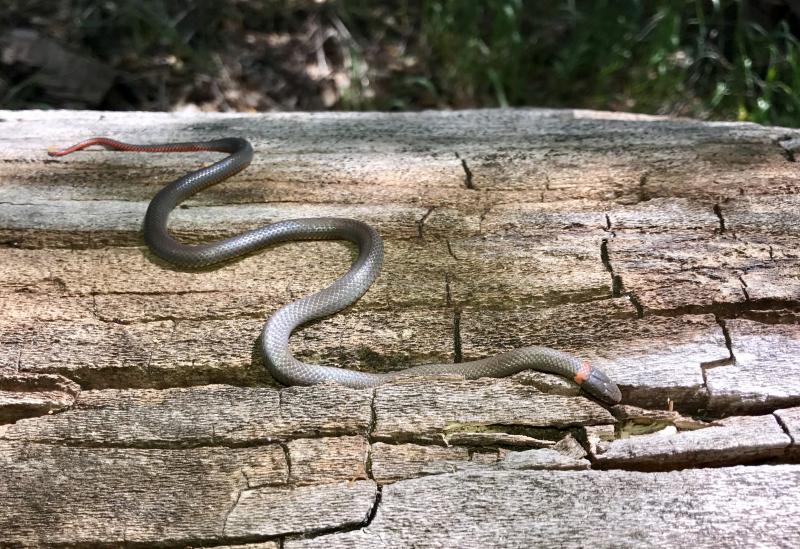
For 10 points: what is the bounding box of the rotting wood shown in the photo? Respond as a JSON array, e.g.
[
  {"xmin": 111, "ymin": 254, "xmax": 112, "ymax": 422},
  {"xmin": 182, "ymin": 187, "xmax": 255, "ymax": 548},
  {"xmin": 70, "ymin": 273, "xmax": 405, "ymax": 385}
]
[
  {"xmin": 2, "ymin": 109, "xmax": 800, "ymax": 546},
  {"xmin": 593, "ymin": 413, "xmax": 789, "ymax": 470},
  {"xmin": 611, "ymin": 403, "xmax": 714, "ymax": 434}
]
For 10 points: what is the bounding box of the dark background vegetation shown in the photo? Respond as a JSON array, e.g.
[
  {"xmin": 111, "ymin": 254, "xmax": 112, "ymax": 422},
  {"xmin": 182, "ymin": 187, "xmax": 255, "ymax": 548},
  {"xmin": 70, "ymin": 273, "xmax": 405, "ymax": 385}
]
[{"xmin": 2, "ymin": 0, "xmax": 800, "ymax": 126}]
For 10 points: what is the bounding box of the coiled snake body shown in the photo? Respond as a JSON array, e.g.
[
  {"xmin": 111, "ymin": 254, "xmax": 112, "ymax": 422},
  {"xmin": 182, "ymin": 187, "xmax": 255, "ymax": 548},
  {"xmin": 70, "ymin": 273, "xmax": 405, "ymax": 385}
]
[{"xmin": 50, "ymin": 137, "xmax": 622, "ymax": 404}]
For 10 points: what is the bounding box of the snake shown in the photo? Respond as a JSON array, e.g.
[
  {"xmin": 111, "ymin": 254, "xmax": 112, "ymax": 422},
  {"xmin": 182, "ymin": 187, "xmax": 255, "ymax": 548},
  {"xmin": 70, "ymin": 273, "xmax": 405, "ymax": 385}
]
[{"xmin": 49, "ymin": 136, "xmax": 622, "ymax": 404}]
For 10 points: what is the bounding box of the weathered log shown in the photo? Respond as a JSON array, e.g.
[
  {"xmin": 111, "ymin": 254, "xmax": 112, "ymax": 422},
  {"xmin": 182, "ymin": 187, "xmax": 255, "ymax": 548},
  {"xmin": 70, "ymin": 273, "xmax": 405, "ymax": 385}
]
[
  {"xmin": 706, "ymin": 320, "xmax": 800, "ymax": 413},
  {"xmin": 2, "ymin": 109, "xmax": 800, "ymax": 546},
  {"xmin": 370, "ymin": 442, "xmax": 473, "ymax": 483},
  {"xmin": 593, "ymin": 413, "xmax": 790, "ymax": 469},
  {"xmin": 0, "ymin": 384, "xmax": 373, "ymax": 445},
  {"xmin": 286, "ymin": 466, "xmax": 800, "ymax": 548}
]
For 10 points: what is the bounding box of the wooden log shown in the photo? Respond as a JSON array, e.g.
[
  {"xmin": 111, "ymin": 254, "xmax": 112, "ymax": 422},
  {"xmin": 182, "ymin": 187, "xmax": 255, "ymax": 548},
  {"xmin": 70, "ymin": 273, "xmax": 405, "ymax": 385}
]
[
  {"xmin": 286, "ymin": 466, "xmax": 800, "ymax": 548},
  {"xmin": 0, "ymin": 369, "xmax": 80, "ymax": 423},
  {"xmin": 2, "ymin": 109, "xmax": 800, "ymax": 546},
  {"xmin": 497, "ymin": 447, "xmax": 590, "ymax": 470},
  {"xmin": 0, "ymin": 384, "xmax": 373, "ymax": 445},
  {"xmin": 706, "ymin": 320, "xmax": 800, "ymax": 414},
  {"xmin": 372, "ymin": 379, "xmax": 615, "ymax": 444},
  {"xmin": 287, "ymin": 436, "xmax": 370, "ymax": 485},
  {"xmin": 593, "ymin": 413, "xmax": 789, "ymax": 470},
  {"xmin": 223, "ymin": 480, "xmax": 376, "ymax": 539},
  {"xmin": 370, "ymin": 443, "xmax": 472, "ymax": 483},
  {"xmin": 0, "ymin": 441, "xmax": 289, "ymax": 546},
  {"xmin": 375, "ymin": 434, "xmax": 591, "ymax": 482}
]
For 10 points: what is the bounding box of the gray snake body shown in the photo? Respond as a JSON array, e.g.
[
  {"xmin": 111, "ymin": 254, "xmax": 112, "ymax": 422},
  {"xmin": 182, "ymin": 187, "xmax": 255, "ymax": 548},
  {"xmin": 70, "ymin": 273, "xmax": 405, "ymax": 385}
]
[{"xmin": 50, "ymin": 137, "xmax": 622, "ymax": 404}]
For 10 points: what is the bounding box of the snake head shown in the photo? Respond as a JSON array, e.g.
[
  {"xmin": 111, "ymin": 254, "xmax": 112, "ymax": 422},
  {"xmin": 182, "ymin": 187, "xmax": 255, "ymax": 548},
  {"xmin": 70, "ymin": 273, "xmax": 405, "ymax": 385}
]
[{"xmin": 581, "ymin": 367, "xmax": 622, "ymax": 405}]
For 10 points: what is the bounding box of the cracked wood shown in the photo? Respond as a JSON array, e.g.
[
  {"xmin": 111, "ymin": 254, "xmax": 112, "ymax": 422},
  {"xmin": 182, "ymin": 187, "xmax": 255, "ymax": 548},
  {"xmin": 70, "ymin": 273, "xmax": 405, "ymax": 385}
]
[
  {"xmin": 287, "ymin": 466, "xmax": 800, "ymax": 548},
  {"xmin": 2, "ymin": 109, "xmax": 800, "ymax": 546}
]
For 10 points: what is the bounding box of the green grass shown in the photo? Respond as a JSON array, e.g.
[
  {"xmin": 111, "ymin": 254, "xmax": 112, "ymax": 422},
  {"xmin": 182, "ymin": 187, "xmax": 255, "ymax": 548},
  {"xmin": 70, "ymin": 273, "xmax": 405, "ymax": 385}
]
[
  {"xmin": 401, "ymin": 0, "xmax": 800, "ymax": 125},
  {"xmin": 3, "ymin": 0, "xmax": 800, "ymax": 125}
]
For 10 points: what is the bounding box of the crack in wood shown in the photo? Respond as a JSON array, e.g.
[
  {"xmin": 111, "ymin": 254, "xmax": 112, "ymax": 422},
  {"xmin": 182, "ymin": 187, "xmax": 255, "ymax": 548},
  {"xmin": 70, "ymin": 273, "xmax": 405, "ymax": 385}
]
[
  {"xmin": 611, "ymin": 275, "xmax": 624, "ymax": 298},
  {"xmin": 0, "ymin": 201, "xmax": 44, "ymax": 207},
  {"xmin": 0, "ymin": 389, "xmax": 80, "ymax": 427},
  {"xmin": 739, "ymin": 274, "xmax": 751, "ymax": 302},
  {"xmin": 627, "ymin": 292, "xmax": 645, "ymax": 319},
  {"xmin": 281, "ymin": 483, "xmax": 383, "ymax": 545},
  {"xmin": 445, "ymin": 238, "xmax": 459, "ymax": 261},
  {"xmin": 42, "ymin": 537, "xmax": 261, "ymax": 549},
  {"xmin": 774, "ymin": 412, "xmax": 796, "ymax": 446},
  {"xmin": 221, "ymin": 471, "xmax": 248, "ymax": 537},
  {"xmin": 0, "ymin": 437, "xmax": 295, "ymax": 450},
  {"xmin": 600, "ymin": 239, "xmax": 613, "ymax": 274},
  {"xmin": 280, "ymin": 442, "xmax": 293, "ymax": 482},
  {"xmin": 600, "ymin": 238, "xmax": 625, "ymax": 299},
  {"xmin": 454, "ymin": 152, "xmax": 475, "ymax": 190},
  {"xmin": 415, "ymin": 206, "xmax": 435, "ymax": 239},
  {"xmin": 364, "ymin": 443, "xmax": 376, "ymax": 484},
  {"xmin": 716, "ymin": 316, "xmax": 734, "ymax": 363},
  {"xmin": 595, "ymin": 455, "xmax": 792, "ymax": 473},
  {"xmin": 364, "ymin": 484, "xmax": 382, "ymax": 526},
  {"xmin": 97, "ymin": 310, "xmax": 267, "ymax": 325},
  {"xmin": 713, "ymin": 203, "xmax": 726, "ymax": 233},
  {"xmin": 453, "ymin": 308, "xmax": 463, "ymax": 364},
  {"xmin": 367, "ymin": 388, "xmax": 378, "ymax": 441},
  {"xmin": 642, "ymin": 299, "xmax": 800, "ymax": 324}
]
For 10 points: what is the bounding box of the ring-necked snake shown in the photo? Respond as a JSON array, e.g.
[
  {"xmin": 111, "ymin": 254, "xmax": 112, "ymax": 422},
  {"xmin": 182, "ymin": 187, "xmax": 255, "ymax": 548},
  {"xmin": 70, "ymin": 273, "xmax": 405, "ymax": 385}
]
[{"xmin": 49, "ymin": 137, "xmax": 622, "ymax": 404}]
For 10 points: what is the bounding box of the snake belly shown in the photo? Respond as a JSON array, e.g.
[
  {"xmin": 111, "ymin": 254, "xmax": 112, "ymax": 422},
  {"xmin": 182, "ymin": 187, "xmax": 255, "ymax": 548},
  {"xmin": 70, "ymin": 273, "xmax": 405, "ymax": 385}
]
[{"xmin": 49, "ymin": 136, "xmax": 622, "ymax": 404}]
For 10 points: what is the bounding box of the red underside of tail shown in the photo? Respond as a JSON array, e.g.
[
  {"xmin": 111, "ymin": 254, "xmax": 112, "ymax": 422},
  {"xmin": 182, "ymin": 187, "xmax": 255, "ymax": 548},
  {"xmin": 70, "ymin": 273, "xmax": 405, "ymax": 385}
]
[{"xmin": 48, "ymin": 137, "xmax": 219, "ymax": 157}]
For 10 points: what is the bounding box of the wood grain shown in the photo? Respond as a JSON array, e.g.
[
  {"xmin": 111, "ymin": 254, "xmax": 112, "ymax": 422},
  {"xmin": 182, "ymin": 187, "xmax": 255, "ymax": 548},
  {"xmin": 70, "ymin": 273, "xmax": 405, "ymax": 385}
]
[
  {"xmin": 2, "ymin": 109, "xmax": 799, "ymax": 546},
  {"xmin": 287, "ymin": 466, "xmax": 800, "ymax": 548},
  {"xmin": 593, "ymin": 413, "xmax": 789, "ymax": 469}
]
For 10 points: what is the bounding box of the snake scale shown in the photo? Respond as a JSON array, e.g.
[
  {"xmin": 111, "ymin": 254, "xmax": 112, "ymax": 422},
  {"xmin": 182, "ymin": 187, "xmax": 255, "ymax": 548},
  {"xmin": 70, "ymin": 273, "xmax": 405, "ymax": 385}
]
[{"xmin": 49, "ymin": 136, "xmax": 622, "ymax": 404}]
